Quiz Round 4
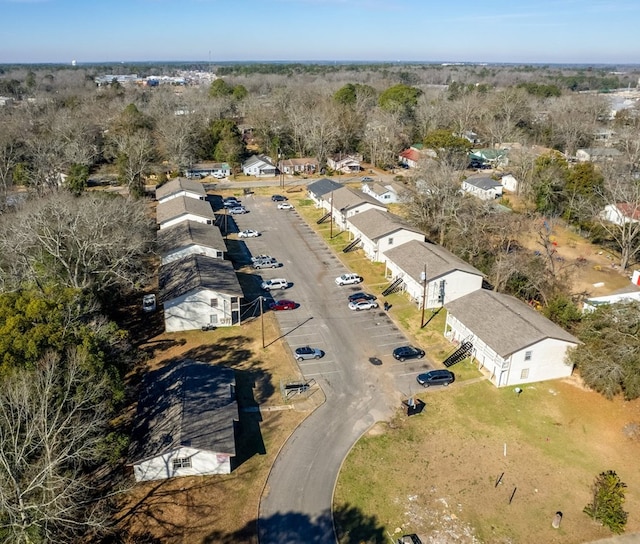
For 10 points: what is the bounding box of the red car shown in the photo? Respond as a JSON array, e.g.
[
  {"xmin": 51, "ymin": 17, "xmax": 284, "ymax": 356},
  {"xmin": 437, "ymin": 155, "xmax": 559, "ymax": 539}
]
[{"xmin": 269, "ymin": 299, "xmax": 297, "ymax": 311}]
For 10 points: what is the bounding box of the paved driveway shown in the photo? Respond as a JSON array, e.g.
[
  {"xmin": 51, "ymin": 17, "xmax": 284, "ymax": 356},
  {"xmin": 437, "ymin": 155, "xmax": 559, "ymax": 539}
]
[{"xmin": 226, "ymin": 195, "xmax": 432, "ymax": 543}]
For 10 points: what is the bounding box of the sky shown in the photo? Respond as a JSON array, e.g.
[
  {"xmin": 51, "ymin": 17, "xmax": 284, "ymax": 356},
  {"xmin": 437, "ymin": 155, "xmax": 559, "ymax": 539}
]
[{"xmin": 0, "ymin": 0, "xmax": 639, "ymax": 65}]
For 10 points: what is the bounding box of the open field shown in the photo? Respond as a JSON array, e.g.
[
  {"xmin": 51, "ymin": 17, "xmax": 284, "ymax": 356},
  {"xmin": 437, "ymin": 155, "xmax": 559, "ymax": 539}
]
[{"xmin": 334, "ymin": 376, "xmax": 640, "ymax": 544}]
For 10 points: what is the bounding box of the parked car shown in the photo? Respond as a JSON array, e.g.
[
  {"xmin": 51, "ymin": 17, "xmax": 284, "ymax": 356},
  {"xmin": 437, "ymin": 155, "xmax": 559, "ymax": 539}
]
[
  {"xmin": 253, "ymin": 257, "xmax": 281, "ymax": 269},
  {"xmin": 251, "ymin": 254, "xmax": 272, "ymax": 263},
  {"xmin": 271, "ymin": 194, "xmax": 288, "ymax": 201},
  {"xmin": 392, "ymin": 345, "xmax": 425, "ymax": 362},
  {"xmin": 277, "ymin": 202, "xmax": 294, "ymax": 210},
  {"xmin": 142, "ymin": 294, "xmax": 156, "ymax": 312},
  {"xmin": 229, "ymin": 206, "xmax": 248, "ymax": 215},
  {"xmin": 238, "ymin": 229, "xmax": 260, "ymax": 238},
  {"xmin": 348, "ymin": 292, "xmax": 377, "ymax": 303},
  {"xmin": 212, "ymin": 172, "xmax": 226, "ymax": 179},
  {"xmin": 294, "ymin": 346, "xmax": 324, "ymax": 361},
  {"xmin": 361, "ymin": 176, "xmax": 374, "ymax": 182},
  {"xmin": 348, "ymin": 300, "xmax": 379, "ymax": 311},
  {"xmin": 269, "ymin": 299, "xmax": 297, "ymax": 311},
  {"xmin": 260, "ymin": 278, "xmax": 288, "ymax": 291},
  {"xmin": 223, "ymin": 197, "xmax": 240, "ymax": 207},
  {"xmin": 416, "ymin": 369, "xmax": 455, "ymax": 387},
  {"xmin": 335, "ymin": 273, "xmax": 363, "ymax": 286}
]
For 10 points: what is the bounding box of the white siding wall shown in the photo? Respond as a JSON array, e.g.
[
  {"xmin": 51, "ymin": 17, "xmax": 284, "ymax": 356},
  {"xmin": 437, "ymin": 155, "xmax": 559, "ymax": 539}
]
[
  {"xmin": 134, "ymin": 446, "xmax": 231, "ymax": 482},
  {"xmin": 164, "ymin": 288, "xmax": 236, "ymax": 332},
  {"xmin": 159, "ymin": 213, "xmax": 214, "ymax": 230},
  {"xmin": 445, "ymin": 313, "xmax": 575, "ymax": 387},
  {"xmin": 345, "ymin": 225, "xmax": 423, "ymax": 262},
  {"xmin": 161, "ymin": 245, "xmax": 224, "ymax": 265},
  {"xmin": 385, "ymin": 265, "xmax": 482, "ymax": 309},
  {"xmin": 157, "ymin": 190, "xmax": 204, "ymax": 204}
]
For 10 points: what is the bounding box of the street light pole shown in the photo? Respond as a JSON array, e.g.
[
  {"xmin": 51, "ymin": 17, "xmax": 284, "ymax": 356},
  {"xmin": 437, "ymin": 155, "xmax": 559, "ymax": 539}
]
[{"xmin": 420, "ymin": 264, "xmax": 428, "ymax": 328}]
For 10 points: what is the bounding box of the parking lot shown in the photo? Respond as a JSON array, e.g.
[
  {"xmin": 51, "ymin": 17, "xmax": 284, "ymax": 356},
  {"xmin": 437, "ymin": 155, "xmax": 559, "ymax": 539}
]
[{"xmin": 217, "ymin": 192, "xmax": 437, "ymax": 399}]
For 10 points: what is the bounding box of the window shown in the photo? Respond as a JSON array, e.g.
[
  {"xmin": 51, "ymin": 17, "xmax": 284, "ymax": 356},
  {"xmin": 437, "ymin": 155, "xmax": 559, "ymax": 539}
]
[
  {"xmin": 520, "ymin": 368, "xmax": 529, "ymax": 380},
  {"xmin": 210, "ymin": 298, "xmax": 218, "ymax": 308},
  {"xmin": 209, "ymin": 314, "xmax": 218, "ymax": 324},
  {"xmin": 388, "ymin": 237, "xmax": 394, "ymax": 245},
  {"xmin": 524, "ymin": 350, "xmax": 532, "ymax": 361},
  {"xmin": 172, "ymin": 457, "xmax": 192, "ymax": 469}
]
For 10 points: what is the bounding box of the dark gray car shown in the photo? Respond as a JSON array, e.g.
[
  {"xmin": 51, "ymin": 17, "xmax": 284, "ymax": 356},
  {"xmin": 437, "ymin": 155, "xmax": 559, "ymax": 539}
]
[{"xmin": 416, "ymin": 369, "xmax": 455, "ymax": 387}]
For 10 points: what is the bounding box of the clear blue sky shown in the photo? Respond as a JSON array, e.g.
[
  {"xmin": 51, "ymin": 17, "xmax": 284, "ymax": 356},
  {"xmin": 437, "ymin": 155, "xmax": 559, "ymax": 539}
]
[{"xmin": 1, "ymin": 0, "xmax": 638, "ymax": 65}]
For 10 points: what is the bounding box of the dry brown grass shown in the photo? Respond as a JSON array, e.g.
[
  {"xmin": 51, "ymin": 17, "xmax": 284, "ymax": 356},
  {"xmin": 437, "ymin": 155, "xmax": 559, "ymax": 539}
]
[{"xmin": 114, "ymin": 315, "xmax": 323, "ymax": 544}]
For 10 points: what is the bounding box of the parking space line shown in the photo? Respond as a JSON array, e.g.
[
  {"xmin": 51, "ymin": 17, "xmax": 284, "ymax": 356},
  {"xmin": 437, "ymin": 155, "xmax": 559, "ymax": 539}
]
[{"xmin": 302, "ymin": 370, "xmax": 342, "ymax": 377}]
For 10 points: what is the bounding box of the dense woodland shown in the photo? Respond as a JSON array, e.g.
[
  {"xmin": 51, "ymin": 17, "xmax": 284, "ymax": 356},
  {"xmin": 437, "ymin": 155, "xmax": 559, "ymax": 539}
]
[{"xmin": 0, "ymin": 62, "xmax": 639, "ymax": 541}]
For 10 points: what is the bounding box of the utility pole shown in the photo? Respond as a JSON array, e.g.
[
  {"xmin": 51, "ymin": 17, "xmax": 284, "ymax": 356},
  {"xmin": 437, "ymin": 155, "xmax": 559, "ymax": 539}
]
[
  {"xmin": 260, "ymin": 296, "xmax": 265, "ymax": 348},
  {"xmin": 330, "ymin": 191, "xmax": 334, "ymax": 239},
  {"xmin": 420, "ymin": 264, "xmax": 428, "ymax": 328}
]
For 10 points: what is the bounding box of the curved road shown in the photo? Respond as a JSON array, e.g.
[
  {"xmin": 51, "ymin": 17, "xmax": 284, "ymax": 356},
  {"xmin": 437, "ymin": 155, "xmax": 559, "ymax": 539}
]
[{"xmin": 228, "ymin": 194, "xmax": 432, "ymax": 544}]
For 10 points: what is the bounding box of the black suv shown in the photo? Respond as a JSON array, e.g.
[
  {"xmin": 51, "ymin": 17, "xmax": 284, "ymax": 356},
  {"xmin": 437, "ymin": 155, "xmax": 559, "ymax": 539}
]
[
  {"xmin": 348, "ymin": 292, "xmax": 376, "ymax": 303},
  {"xmin": 416, "ymin": 369, "xmax": 455, "ymax": 387},
  {"xmin": 271, "ymin": 194, "xmax": 288, "ymax": 201},
  {"xmin": 392, "ymin": 345, "xmax": 425, "ymax": 362}
]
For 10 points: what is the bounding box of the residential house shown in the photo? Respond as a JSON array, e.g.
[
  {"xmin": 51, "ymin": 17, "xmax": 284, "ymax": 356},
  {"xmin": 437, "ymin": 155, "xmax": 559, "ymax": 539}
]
[
  {"xmin": 242, "ymin": 154, "xmax": 277, "ymax": 177},
  {"xmin": 278, "ymin": 157, "xmax": 319, "ymax": 176},
  {"xmin": 463, "ymin": 131, "xmax": 480, "ymax": 144},
  {"xmin": 345, "ymin": 208, "xmax": 424, "ymax": 262},
  {"xmin": 185, "ymin": 162, "xmax": 232, "ymax": 179},
  {"xmin": 307, "ymin": 178, "xmax": 343, "ymax": 207},
  {"xmin": 327, "ymin": 153, "xmax": 362, "ymax": 174},
  {"xmin": 0, "ymin": 96, "xmax": 14, "ymax": 107},
  {"xmin": 445, "ymin": 289, "xmax": 580, "ymax": 387},
  {"xmin": 157, "ymin": 220, "xmax": 226, "ymax": 265},
  {"xmin": 398, "ymin": 144, "xmax": 436, "ymax": 168},
  {"xmin": 469, "ymin": 148, "xmax": 509, "ymax": 168},
  {"xmin": 600, "ymin": 203, "xmax": 640, "ymax": 226},
  {"xmin": 160, "ymin": 255, "xmax": 243, "ymax": 331},
  {"xmin": 383, "ymin": 240, "xmax": 484, "ymax": 309},
  {"xmin": 576, "ymin": 148, "xmax": 623, "ymax": 163},
  {"xmin": 361, "ymin": 180, "xmax": 403, "ymax": 204},
  {"xmin": 500, "ymin": 173, "xmax": 519, "ymax": 193},
  {"xmin": 462, "ymin": 175, "xmax": 504, "ymax": 200},
  {"xmin": 583, "ymin": 291, "xmax": 640, "ymax": 313},
  {"xmin": 156, "ymin": 196, "xmax": 216, "ymax": 230},
  {"xmin": 156, "ymin": 177, "xmax": 206, "ymax": 203},
  {"xmin": 323, "ymin": 186, "xmax": 387, "ymax": 230},
  {"xmin": 130, "ymin": 360, "xmax": 237, "ymax": 481}
]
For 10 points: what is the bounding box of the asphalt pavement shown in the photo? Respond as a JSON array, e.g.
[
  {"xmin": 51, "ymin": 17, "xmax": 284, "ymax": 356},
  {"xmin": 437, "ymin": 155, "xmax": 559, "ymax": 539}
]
[{"xmin": 224, "ymin": 194, "xmax": 431, "ymax": 544}]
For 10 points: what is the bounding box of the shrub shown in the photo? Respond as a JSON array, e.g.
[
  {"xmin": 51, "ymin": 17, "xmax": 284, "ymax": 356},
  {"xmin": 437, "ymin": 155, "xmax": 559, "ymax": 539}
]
[{"xmin": 584, "ymin": 470, "xmax": 628, "ymax": 534}]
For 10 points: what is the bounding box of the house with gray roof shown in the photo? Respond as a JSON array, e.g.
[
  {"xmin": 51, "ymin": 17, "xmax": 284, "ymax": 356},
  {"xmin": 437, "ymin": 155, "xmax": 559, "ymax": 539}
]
[
  {"xmin": 160, "ymin": 255, "xmax": 243, "ymax": 331},
  {"xmin": 324, "ymin": 186, "xmax": 388, "ymax": 230},
  {"xmin": 155, "ymin": 177, "xmax": 206, "ymax": 203},
  {"xmin": 241, "ymin": 154, "xmax": 276, "ymax": 177},
  {"xmin": 462, "ymin": 175, "xmax": 504, "ymax": 200},
  {"xmin": 130, "ymin": 360, "xmax": 237, "ymax": 481},
  {"xmin": 156, "ymin": 195, "xmax": 216, "ymax": 230},
  {"xmin": 361, "ymin": 180, "xmax": 403, "ymax": 204},
  {"xmin": 307, "ymin": 178, "xmax": 343, "ymax": 207},
  {"xmin": 576, "ymin": 147, "xmax": 623, "ymax": 163},
  {"xmin": 445, "ymin": 289, "xmax": 580, "ymax": 387},
  {"xmin": 158, "ymin": 220, "xmax": 226, "ymax": 265},
  {"xmin": 346, "ymin": 208, "xmax": 424, "ymax": 262},
  {"xmin": 383, "ymin": 240, "xmax": 484, "ymax": 309}
]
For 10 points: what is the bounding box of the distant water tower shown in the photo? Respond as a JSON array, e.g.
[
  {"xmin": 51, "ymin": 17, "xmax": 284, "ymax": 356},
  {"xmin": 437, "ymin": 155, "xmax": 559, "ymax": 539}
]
[{"xmin": 71, "ymin": 59, "xmax": 77, "ymax": 66}]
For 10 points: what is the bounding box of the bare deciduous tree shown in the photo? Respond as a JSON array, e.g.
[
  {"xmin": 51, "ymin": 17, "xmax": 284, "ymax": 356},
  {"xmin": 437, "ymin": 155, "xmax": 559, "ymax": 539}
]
[
  {"xmin": 0, "ymin": 192, "xmax": 155, "ymax": 293},
  {"xmin": 0, "ymin": 350, "xmax": 112, "ymax": 543}
]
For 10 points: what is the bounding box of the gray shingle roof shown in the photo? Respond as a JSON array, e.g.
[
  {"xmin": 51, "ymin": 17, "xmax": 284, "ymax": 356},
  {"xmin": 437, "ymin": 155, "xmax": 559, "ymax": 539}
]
[
  {"xmin": 332, "ymin": 186, "xmax": 386, "ymax": 212},
  {"xmin": 307, "ymin": 178, "xmax": 343, "ymax": 198},
  {"xmin": 384, "ymin": 240, "xmax": 483, "ymax": 282},
  {"xmin": 157, "ymin": 220, "xmax": 226, "ymax": 255},
  {"xmin": 465, "ymin": 176, "xmax": 503, "ymax": 190},
  {"xmin": 155, "ymin": 177, "xmax": 206, "ymax": 200},
  {"xmin": 130, "ymin": 360, "xmax": 237, "ymax": 463},
  {"xmin": 348, "ymin": 208, "xmax": 424, "ymax": 240},
  {"xmin": 159, "ymin": 254, "xmax": 243, "ymax": 302},
  {"xmin": 446, "ymin": 289, "xmax": 580, "ymax": 357},
  {"xmin": 156, "ymin": 196, "xmax": 216, "ymax": 225}
]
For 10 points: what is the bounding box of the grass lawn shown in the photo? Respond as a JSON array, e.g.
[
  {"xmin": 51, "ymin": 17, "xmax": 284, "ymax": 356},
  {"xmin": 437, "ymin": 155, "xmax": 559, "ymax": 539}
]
[{"xmin": 334, "ymin": 378, "xmax": 640, "ymax": 544}]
